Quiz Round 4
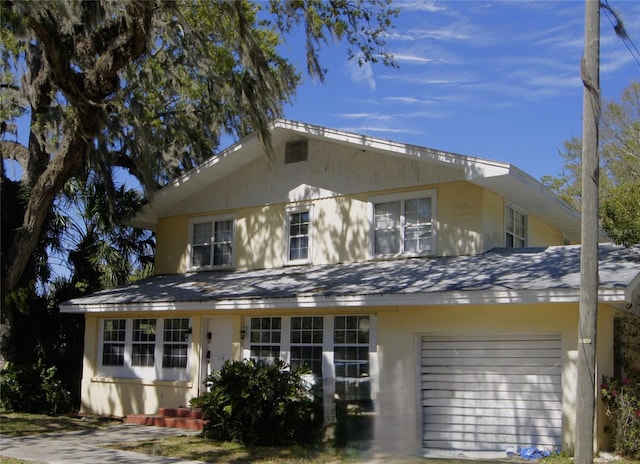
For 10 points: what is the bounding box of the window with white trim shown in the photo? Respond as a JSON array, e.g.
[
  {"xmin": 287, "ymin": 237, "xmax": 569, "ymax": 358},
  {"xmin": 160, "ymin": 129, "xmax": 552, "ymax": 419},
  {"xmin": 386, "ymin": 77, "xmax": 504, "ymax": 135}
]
[
  {"xmin": 290, "ymin": 316, "xmax": 324, "ymax": 376},
  {"xmin": 102, "ymin": 319, "xmax": 126, "ymax": 366},
  {"xmin": 132, "ymin": 318, "xmax": 156, "ymax": 367},
  {"xmin": 371, "ymin": 190, "xmax": 435, "ymax": 257},
  {"xmin": 190, "ymin": 216, "xmax": 234, "ymax": 269},
  {"xmin": 162, "ymin": 318, "xmax": 190, "ymax": 368},
  {"xmin": 334, "ymin": 315, "xmax": 371, "ymax": 404},
  {"xmin": 286, "ymin": 207, "xmax": 310, "ymax": 264},
  {"xmin": 243, "ymin": 314, "xmax": 376, "ymax": 420},
  {"xmin": 249, "ymin": 317, "xmax": 282, "ymax": 361},
  {"xmin": 98, "ymin": 318, "xmax": 191, "ymax": 380},
  {"xmin": 506, "ymin": 204, "xmax": 527, "ymax": 248}
]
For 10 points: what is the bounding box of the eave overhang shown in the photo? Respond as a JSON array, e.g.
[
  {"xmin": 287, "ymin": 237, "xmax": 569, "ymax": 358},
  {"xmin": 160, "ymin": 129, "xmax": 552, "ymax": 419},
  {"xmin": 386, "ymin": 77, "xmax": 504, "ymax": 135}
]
[{"xmin": 59, "ymin": 287, "xmax": 631, "ymax": 314}]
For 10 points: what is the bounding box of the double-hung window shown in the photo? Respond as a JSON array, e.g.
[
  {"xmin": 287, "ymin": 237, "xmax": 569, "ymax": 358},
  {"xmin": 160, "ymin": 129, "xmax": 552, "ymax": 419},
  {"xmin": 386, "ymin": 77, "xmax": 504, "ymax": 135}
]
[
  {"xmin": 371, "ymin": 190, "xmax": 436, "ymax": 257},
  {"xmin": 162, "ymin": 318, "xmax": 190, "ymax": 368},
  {"xmin": 505, "ymin": 204, "xmax": 527, "ymax": 248},
  {"xmin": 190, "ymin": 216, "xmax": 234, "ymax": 269},
  {"xmin": 249, "ymin": 317, "xmax": 282, "ymax": 361},
  {"xmin": 99, "ymin": 318, "xmax": 191, "ymax": 381},
  {"xmin": 102, "ymin": 319, "xmax": 126, "ymax": 366},
  {"xmin": 286, "ymin": 206, "xmax": 311, "ymax": 264},
  {"xmin": 132, "ymin": 319, "xmax": 156, "ymax": 367}
]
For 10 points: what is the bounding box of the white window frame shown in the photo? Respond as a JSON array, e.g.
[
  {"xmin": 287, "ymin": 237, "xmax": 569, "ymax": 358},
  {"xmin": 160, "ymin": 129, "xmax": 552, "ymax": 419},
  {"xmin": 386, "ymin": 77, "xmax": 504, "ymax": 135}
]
[
  {"xmin": 369, "ymin": 189, "xmax": 437, "ymax": 258},
  {"xmin": 241, "ymin": 314, "xmax": 378, "ymax": 422},
  {"xmin": 187, "ymin": 214, "xmax": 236, "ymax": 271},
  {"xmin": 505, "ymin": 203, "xmax": 527, "ymax": 248},
  {"xmin": 285, "ymin": 204, "xmax": 312, "ymax": 265},
  {"xmin": 97, "ymin": 318, "xmax": 191, "ymax": 381}
]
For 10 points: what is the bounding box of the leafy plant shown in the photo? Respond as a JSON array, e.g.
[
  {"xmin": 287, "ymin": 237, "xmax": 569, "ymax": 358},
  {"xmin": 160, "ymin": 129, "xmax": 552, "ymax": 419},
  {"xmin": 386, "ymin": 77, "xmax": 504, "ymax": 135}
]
[
  {"xmin": 191, "ymin": 359, "xmax": 323, "ymax": 446},
  {"xmin": 0, "ymin": 352, "xmax": 72, "ymax": 416},
  {"xmin": 601, "ymin": 314, "xmax": 640, "ymax": 459}
]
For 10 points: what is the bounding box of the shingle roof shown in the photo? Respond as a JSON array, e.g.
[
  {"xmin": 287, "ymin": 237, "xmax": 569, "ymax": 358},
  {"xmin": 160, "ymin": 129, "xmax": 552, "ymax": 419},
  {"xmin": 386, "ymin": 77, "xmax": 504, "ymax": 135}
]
[{"xmin": 60, "ymin": 244, "xmax": 640, "ymax": 312}]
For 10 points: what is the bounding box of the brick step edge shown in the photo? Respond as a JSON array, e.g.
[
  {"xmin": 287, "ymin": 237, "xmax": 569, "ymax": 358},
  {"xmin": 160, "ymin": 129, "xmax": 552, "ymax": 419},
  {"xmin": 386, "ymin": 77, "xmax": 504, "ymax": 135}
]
[
  {"xmin": 125, "ymin": 414, "xmax": 207, "ymax": 431},
  {"xmin": 158, "ymin": 407, "xmax": 203, "ymax": 419}
]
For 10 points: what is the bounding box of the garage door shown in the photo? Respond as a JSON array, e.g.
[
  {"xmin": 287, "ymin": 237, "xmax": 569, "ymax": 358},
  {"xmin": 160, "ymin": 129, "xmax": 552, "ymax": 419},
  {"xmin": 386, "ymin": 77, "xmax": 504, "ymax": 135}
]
[{"xmin": 421, "ymin": 334, "xmax": 563, "ymax": 456}]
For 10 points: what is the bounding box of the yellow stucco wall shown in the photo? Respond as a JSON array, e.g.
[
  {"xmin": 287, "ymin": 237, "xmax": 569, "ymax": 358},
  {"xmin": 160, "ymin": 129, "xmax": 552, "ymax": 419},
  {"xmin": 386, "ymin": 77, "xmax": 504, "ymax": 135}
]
[
  {"xmin": 373, "ymin": 302, "xmax": 616, "ymax": 455},
  {"xmin": 154, "ymin": 216, "xmax": 189, "ymax": 275},
  {"xmin": 528, "ymin": 214, "xmax": 565, "ymax": 247},
  {"xmin": 154, "ymin": 181, "xmax": 574, "ymax": 275},
  {"xmin": 80, "ymin": 302, "xmax": 618, "ymax": 455}
]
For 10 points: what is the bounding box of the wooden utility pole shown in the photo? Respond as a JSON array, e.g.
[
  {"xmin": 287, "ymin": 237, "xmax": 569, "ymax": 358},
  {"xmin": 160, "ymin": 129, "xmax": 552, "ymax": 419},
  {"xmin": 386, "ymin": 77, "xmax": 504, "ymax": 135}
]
[{"xmin": 575, "ymin": 0, "xmax": 600, "ymax": 463}]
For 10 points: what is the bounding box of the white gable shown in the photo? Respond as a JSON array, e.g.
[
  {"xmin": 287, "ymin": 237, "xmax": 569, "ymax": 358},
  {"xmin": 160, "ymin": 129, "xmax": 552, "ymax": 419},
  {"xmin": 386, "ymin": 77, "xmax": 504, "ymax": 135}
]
[{"xmin": 134, "ymin": 120, "xmax": 580, "ymax": 242}]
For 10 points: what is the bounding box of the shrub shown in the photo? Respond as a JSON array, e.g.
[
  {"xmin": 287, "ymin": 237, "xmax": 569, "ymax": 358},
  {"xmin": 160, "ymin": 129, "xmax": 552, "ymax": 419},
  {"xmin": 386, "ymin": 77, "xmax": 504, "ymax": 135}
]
[
  {"xmin": 0, "ymin": 360, "xmax": 72, "ymax": 416},
  {"xmin": 601, "ymin": 367, "xmax": 640, "ymax": 458},
  {"xmin": 190, "ymin": 359, "xmax": 323, "ymax": 446}
]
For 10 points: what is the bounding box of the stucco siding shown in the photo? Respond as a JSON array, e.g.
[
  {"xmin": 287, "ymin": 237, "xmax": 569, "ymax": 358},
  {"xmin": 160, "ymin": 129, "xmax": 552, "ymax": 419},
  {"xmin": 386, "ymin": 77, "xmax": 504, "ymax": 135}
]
[
  {"xmin": 375, "ymin": 303, "xmax": 582, "ymax": 455},
  {"xmin": 154, "ymin": 216, "xmax": 189, "ymax": 275},
  {"xmin": 436, "ymin": 182, "xmax": 485, "ymax": 256},
  {"xmin": 528, "ymin": 214, "xmax": 564, "ymax": 247}
]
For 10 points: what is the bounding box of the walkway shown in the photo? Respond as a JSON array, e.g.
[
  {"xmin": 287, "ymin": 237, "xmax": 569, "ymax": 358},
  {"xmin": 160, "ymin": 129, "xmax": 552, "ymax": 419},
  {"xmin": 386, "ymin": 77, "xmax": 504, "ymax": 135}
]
[{"xmin": 0, "ymin": 424, "xmax": 204, "ymax": 464}]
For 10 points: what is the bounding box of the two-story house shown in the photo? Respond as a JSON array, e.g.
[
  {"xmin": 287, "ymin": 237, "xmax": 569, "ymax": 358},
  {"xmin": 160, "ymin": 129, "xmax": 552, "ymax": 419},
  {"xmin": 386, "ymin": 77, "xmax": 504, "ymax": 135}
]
[{"xmin": 61, "ymin": 120, "xmax": 640, "ymax": 459}]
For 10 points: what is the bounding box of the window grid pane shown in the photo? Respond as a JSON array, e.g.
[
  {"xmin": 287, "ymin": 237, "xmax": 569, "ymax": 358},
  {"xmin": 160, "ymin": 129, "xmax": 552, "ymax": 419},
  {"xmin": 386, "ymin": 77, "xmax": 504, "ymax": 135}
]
[
  {"xmin": 374, "ymin": 202, "xmax": 400, "ymax": 255},
  {"xmin": 132, "ymin": 319, "xmax": 156, "ymax": 366},
  {"xmin": 506, "ymin": 206, "xmax": 527, "ymax": 248},
  {"xmin": 250, "ymin": 317, "xmax": 281, "ymax": 362},
  {"xmin": 404, "ymin": 198, "xmax": 432, "ymax": 253},
  {"xmin": 289, "ymin": 212, "xmax": 309, "ymax": 261},
  {"xmin": 334, "ymin": 315, "xmax": 371, "ymax": 403},
  {"xmin": 290, "ymin": 316, "xmax": 323, "ymax": 375},
  {"xmin": 162, "ymin": 318, "xmax": 190, "ymax": 368},
  {"xmin": 213, "ymin": 220, "xmax": 233, "ymax": 266},
  {"xmin": 192, "ymin": 223, "xmax": 213, "ymax": 267}
]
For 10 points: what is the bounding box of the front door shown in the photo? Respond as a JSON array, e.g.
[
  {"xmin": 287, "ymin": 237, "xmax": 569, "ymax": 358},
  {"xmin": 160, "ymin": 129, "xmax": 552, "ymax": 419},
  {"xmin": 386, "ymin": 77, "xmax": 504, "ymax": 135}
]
[{"xmin": 201, "ymin": 317, "xmax": 233, "ymax": 390}]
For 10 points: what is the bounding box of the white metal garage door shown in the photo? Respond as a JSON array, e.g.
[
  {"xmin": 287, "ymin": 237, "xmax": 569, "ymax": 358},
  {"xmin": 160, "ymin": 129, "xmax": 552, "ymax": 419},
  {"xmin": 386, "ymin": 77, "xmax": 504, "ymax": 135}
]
[{"xmin": 420, "ymin": 334, "xmax": 563, "ymax": 457}]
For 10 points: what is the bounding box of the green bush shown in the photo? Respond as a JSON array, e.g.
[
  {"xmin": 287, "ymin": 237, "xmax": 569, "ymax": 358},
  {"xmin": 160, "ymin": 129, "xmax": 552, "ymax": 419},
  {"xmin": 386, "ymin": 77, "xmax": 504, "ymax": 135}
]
[
  {"xmin": 191, "ymin": 359, "xmax": 323, "ymax": 446},
  {"xmin": 0, "ymin": 361, "xmax": 72, "ymax": 416},
  {"xmin": 601, "ymin": 367, "xmax": 640, "ymax": 458}
]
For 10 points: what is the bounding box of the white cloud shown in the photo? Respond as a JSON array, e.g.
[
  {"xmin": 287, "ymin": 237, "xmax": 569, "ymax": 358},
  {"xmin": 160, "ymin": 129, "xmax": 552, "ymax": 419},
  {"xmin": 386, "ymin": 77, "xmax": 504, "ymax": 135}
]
[{"xmin": 346, "ymin": 59, "xmax": 376, "ymax": 91}]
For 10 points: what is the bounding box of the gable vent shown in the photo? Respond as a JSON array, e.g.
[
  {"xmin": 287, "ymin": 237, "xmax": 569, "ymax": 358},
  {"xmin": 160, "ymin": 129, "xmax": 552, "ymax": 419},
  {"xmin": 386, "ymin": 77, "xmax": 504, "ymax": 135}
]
[{"xmin": 285, "ymin": 139, "xmax": 308, "ymax": 164}]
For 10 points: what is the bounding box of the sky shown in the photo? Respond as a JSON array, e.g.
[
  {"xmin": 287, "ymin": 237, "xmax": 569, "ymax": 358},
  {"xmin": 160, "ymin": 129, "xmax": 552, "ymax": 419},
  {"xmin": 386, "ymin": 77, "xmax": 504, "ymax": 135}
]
[{"xmin": 278, "ymin": 0, "xmax": 640, "ymax": 182}]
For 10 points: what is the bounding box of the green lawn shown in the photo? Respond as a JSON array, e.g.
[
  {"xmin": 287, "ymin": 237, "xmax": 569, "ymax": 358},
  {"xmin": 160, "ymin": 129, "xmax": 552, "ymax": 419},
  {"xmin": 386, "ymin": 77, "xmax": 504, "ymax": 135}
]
[{"xmin": 2, "ymin": 412, "xmax": 639, "ymax": 464}]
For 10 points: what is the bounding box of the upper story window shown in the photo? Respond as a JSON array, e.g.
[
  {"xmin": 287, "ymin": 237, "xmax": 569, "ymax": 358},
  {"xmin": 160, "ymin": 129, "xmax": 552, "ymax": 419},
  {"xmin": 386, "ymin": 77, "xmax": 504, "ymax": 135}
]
[
  {"xmin": 286, "ymin": 206, "xmax": 311, "ymax": 264},
  {"xmin": 189, "ymin": 216, "xmax": 234, "ymax": 269},
  {"xmin": 370, "ymin": 190, "xmax": 436, "ymax": 257},
  {"xmin": 506, "ymin": 204, "xmax": 527, "ymax": 248}
]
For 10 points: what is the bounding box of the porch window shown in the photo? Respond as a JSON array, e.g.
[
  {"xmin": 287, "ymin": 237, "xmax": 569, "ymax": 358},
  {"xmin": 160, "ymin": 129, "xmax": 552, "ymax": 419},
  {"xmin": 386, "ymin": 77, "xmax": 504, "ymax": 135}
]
[
  {"xmin": 290, "ymin": 316, "xmax": 323, "ymax": 376},
  {"xmin": 102, "ymin": 319, "xmax": 126, "ymax": 366},
  {"xmin": 371, "ymin": 190, "xmax": 435, "ymax": 256},
  {"xmin": 190, "ymin": 217, "xmax": 234, "ymax": 269},
  {"xmin": 506, "ymin": 204, "xmax": 527, "ymax": 248},
  {"xmin": 162, "ymin": 318, "xmax": 190, "ymax": 368},
  {"xmin": 250, "ymin": 317, "xmax": 282, "ymax": 361},
  {"xmin": 132, "ymin": 319, "xmax": 156, "ymax": 367},
  {"xmin": 334, "ymin": 315, "xmax": 371, "ymax": 404}
]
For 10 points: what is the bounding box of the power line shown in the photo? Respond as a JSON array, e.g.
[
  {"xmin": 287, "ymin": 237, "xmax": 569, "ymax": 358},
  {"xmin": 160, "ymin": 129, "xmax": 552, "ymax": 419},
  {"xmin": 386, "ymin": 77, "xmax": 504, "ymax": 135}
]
[{"xmin": 601, "ymin": 0, "xmax": 640, "ymax": 68}]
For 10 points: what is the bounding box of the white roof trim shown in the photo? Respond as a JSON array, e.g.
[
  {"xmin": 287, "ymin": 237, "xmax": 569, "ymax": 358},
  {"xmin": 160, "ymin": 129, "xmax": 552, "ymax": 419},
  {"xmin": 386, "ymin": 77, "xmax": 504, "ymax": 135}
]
[{"xmin": 60, "ymin": 287, "xmax": 629, "ymax": 313}]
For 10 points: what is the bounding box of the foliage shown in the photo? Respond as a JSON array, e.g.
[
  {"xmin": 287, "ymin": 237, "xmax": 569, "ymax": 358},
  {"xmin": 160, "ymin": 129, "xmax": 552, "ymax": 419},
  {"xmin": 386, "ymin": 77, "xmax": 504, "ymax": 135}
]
[
  {"xmin": 601, "ymin": 368, "xmax": 640, "ymax": 459},
  {"xmin": 1, "ymin": 353, "xmax": 72, "ymax": 416},
  {"xmin": 191, "ymin": 359, "xmax": 323, "ymax": 446},
  {"xmin": 541, "ymin": 81, "xmax": 640, "ymax": 246},
  {"xmin": 601, "ymin": 313, "xmax": 640, "ymax": 459},
  {"xmin": 0, "ymin": 0, "xmax": 398, "ymax": 296}
]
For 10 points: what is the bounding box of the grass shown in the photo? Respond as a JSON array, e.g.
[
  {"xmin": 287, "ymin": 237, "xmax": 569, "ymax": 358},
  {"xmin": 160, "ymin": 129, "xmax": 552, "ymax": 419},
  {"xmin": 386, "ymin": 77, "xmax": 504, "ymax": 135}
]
[
  {"xmin": 2, "ymin": 413, "xmax": 640, "ymax": 464},
  {"xmin": 0, "ymin": 412, "xmax": 121, "ymax": 437}
]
